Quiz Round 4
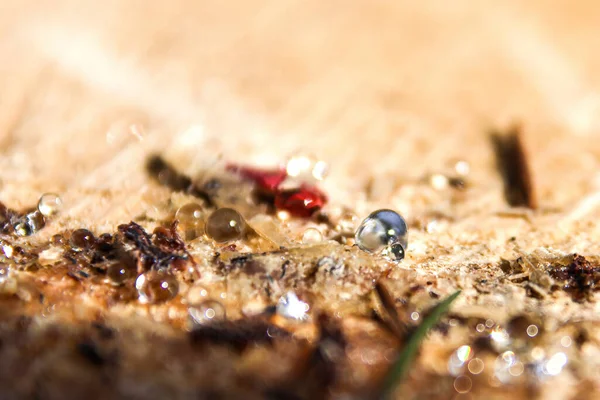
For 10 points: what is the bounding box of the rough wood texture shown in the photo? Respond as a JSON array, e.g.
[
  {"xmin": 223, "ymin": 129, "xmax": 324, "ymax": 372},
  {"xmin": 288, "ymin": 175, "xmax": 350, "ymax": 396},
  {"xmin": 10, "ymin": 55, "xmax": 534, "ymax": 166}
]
[{"xmin": 1, "ymin": 1, "xmax": 600, "ymax": 399}]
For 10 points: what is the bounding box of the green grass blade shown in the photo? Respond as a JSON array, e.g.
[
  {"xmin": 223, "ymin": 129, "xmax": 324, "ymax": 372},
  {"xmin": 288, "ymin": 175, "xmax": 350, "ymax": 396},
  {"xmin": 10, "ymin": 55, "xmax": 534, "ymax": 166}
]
[{"xmin": 380, "ymin": 290, "xmax": 461, "ymax": 399}]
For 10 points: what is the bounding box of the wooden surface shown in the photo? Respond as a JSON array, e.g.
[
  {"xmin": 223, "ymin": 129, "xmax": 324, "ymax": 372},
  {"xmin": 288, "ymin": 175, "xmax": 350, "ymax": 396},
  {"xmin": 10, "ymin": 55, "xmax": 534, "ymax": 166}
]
[
  {"xmin": 2, "ymin": 1, "xmax": 600, "ymax": 398},
  {"xmin": 1, "ymin": 1, "xmax": 600, "ymax": 218}
]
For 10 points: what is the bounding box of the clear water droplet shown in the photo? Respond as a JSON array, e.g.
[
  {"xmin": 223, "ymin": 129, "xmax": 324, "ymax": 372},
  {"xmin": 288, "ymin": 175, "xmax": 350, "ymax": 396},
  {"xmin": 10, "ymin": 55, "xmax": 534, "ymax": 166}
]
[
  {"xmin": 302, "ymin": 227, "xmax": 323, "ymax": 244},
  {"xmin": 135, "ymin": 270, "xmax": 179, "ymax": 304},
  {"xmin": 206, "ymin": 208, "xmax": 246, "ymax": 243},
  {"xmin": 38, "ymin": 193, "xmax": 63, "ymax": 217},
  {"xmin": 277, "ymin": 292, "xmax": 309, "ymax": 321},
  {"xmin": 355, "ymin": 209, "xmax": 408, "ymax": 254},
  {"xmin": 188, "ymin": 300, "xmax": 226, "ymax": 324}
]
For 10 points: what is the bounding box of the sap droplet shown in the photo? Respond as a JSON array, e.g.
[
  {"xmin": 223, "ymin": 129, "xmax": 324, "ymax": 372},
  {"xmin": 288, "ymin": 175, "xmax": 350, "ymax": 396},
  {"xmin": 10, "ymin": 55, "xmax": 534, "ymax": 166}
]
[
  {"xmin": 302, "ymin": 227, "xmax": 323, "ymax": 244},
  {"xmin": 38, "ymin": 193, "xmax": 63, "ymax": 217},
  {"xmin": 176, "ymin": 203, "xmax": 205, "ymax": 240},
  {"xmin": 135, "ymin": 270, "xmax": 179, "ymax": 304},
  {"xmin": 70, "ymin": 229, "xmax": 95, "ymax": 251},
  {"xmin": 106, "ymin": 262, "xmax": 136, "ymax": 285},
  {"xmin": 206, "ymin": 208, "xmax": 246, "ymax": 242}
]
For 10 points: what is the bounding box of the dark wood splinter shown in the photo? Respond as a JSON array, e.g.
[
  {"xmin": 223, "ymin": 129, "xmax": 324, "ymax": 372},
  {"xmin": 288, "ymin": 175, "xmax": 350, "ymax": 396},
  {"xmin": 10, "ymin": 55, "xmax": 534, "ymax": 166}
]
[
  {"xmin": 146, "ymin": 154, "xmax": 215, "ymax": 207},
  {"xmin": 490, "ymin": 125, "xmax": 537, "ymax": 209}
]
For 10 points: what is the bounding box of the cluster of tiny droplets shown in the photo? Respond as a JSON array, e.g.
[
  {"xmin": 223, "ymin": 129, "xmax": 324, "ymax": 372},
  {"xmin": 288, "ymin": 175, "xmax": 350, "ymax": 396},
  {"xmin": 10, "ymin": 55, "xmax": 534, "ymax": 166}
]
[
  {"xmin": 444, "ymin": 318, "xmax": 573, "ymax": 395},
  {"xmin": 354, "ymin": 209, "xmax": 408, "ymax": 262},
  {"xmin": 205, "ymin": 208, "xmax": 247, "ymax": 243}
]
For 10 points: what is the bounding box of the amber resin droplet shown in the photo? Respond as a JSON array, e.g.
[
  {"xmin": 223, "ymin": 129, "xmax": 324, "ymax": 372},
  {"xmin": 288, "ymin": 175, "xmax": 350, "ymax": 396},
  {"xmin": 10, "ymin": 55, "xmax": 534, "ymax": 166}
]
[
  {"xmin": 135, "ymin": 269, "xmax": 179, "ymax": 304},
  {"xmin": 175, "ymin": 203, "xmax": 204, "ymax": 240},
  {"xmin": 37, "ymin": 193, "xmax": 63, "ymax": 217},
  {"xmin": 206, "ymin": 208, "xmax": 247, "ymax": 242},
  {"xmin": 106, "ymin": 262, "xmax": 136, "ymax": 285},
  {"xmin": 70, "ymin": 229, "xmax": 95, "ymax": 251}
]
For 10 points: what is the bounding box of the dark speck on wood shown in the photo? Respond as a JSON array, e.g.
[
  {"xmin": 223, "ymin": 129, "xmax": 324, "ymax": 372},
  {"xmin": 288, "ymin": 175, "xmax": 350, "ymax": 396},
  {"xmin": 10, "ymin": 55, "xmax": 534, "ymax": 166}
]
[{"xmin": 77, "ymin": 340, "xmax": 105, "ymax": 366}]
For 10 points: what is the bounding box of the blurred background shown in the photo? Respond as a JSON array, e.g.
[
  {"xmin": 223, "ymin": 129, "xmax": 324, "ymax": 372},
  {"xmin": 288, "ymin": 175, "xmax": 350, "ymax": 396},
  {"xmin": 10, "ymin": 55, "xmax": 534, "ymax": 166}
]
[{"xmin": 1, "ymin": 0, "xmax": 600, "ymax": 227}]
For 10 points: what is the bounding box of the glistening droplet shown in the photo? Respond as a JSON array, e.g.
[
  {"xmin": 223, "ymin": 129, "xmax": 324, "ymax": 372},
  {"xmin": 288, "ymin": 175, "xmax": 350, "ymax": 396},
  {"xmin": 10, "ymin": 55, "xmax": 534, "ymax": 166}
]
[
  {"xmin": 277, "ymin": 292, "xmax": 309, "ymax": 321},
  {"xmin": 302, "ymin": 228, "xmax": 323, "ymax": 244},
  {"xmin": 135, "ymin": 270, "xmax": 179, "ymax": 304},
  {"xmin": 206, "ymin": 208, "xmax": 246, "ymax": 242},
  {"xmin": 70, "ymin": 229, "xmax": 95, "ymax": 251},
  {"xmin": 106, "ymin": 262, "xmax": 136, "ymax": 285},
  {"xmin": 355, "ymin": 209, "xmax": 408, "ymax": 253},
  {"xmin": 176, "ymin": 203, "xmax": 204, "ymax": 240},
  {"xmin": 37, "ymin": 193, "xmax": 63, "ymax": 217}
]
